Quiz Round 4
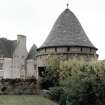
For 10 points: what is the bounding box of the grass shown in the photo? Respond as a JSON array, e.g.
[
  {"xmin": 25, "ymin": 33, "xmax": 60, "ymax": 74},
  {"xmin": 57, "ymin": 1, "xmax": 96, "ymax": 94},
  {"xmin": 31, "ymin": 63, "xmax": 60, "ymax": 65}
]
[{"xmin": 0, "ymin": 95, "xmax": 58, "ymax": 105}]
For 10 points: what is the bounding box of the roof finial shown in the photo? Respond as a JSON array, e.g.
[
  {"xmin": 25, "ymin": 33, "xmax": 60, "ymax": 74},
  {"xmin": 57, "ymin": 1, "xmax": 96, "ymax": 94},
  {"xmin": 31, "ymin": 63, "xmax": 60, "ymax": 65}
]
[{"xmin": 66, "ymin": 0, "xmax": 69, "ymax": 9}]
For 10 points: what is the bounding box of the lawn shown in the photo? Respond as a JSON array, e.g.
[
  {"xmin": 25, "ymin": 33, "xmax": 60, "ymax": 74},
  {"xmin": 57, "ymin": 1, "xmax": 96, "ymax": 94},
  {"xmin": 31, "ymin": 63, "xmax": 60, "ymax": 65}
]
[{"xmin": 0, "ymin": 95, "xmax": 58, "ymax": 105}]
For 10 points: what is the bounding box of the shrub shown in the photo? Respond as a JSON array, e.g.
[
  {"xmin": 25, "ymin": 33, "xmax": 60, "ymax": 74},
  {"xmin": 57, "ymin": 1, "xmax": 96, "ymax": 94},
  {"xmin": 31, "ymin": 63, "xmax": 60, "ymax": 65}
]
[
  {"xmin": 0, "ymin": 78, "xmax": 37, "ymax": 95},
  {"xmin": 39, "ymin": 56, "xmax": 60, "ymax": 89},
  {"xmin": 48, "ymin": 87, "xmax": 64, "ymax": 102},
  {"xmin": 60, "ymin": 61, "xmax": 105, "ymax": 105},
  {"xmin": 39, "ymin": 57, "xmax": 105, "ymax": 105},
  {"xmin": 1, "ymin": 86, "xmax": 7, "ymax": 92}
]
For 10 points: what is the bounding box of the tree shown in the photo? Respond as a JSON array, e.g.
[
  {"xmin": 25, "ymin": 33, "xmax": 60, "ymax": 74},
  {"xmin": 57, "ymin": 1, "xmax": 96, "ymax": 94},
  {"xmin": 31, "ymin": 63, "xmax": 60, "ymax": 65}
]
[
  {"xmin": 60, "ymin": 61, "xmax": 105, "ymax": 105},
  {"xmin": 39, "ymin": 55, "xmax": 60, "ymax": 89}
]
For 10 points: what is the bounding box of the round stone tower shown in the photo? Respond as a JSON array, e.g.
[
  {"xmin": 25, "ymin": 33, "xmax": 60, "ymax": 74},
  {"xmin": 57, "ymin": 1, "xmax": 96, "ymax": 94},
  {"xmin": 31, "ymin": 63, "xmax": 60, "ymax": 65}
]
[{"xmin": 37, "ymin": 8, "xmax": 98, "ymax": 74}]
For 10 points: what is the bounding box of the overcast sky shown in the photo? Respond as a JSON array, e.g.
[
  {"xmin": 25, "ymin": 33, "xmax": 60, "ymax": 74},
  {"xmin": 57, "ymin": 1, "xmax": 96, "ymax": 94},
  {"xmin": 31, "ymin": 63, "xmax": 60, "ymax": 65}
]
[{"xmin": 0, "ymin": 0, "xmax": 104, "ymax": 60}]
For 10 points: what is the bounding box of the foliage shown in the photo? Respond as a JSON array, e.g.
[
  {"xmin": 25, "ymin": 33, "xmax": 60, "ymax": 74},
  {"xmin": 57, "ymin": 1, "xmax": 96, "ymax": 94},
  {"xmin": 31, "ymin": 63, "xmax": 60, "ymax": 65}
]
[
  {"xmin": 39, "ymin": 56, "xmax": 60, "ymax": 89},
  {"xmin": 48, "ymin": 87, "xmax": 65, "ymax": 102},
  {"xmin": 0, "ymin": 78, "xmax": 37, "ymax": 95},
  {"xmin": 59, "ymin": 58, "xmax": 84, "ymax": 80},
  {"xmin": 60, "ymin": 61, "xmax": 105, "ymax": 105},
  {"xmin": 39, "ymin": 56, "xmax": 105, "ymax": 105}
]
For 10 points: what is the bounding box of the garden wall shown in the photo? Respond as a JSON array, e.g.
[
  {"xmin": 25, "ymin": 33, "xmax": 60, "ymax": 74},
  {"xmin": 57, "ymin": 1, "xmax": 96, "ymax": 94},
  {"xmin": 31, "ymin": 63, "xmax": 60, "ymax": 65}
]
[{"xmin": 0, "ymin": 79, "xmax": 38, "ymax": 95}]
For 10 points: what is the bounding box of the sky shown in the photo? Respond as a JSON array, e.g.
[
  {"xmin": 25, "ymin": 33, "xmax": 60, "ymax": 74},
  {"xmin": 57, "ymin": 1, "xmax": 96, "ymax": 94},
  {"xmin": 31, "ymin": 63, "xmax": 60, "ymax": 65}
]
[{"xmin": 0, "ymin": 0, "xmax": 104, "ymax": 60}]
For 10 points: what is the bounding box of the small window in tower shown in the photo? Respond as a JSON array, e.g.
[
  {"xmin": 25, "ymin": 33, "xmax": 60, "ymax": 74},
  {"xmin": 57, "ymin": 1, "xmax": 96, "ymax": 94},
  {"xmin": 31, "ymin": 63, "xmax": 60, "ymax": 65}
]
[
  {"xmin": 67, "ymin": 47, "xmax": 69, "ymax": 52},
  {"xmin": 90, "ymin": 48, "xmax": 91, "ymax": 52},
  {"xmin": 0, "ymin": 63, "xmax": 3, "ymax": 70},
  {"xmin": 81, "ymin": 48, "xmax": 82, "ymax": 52},
  {"xmin": 55, "ymin": 48, "xmax": 57, "ymax": 52}
]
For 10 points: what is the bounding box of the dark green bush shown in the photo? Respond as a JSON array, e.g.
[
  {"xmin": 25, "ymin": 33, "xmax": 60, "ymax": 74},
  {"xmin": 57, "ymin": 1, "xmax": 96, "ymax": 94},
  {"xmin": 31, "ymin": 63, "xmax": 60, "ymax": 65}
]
[
  {"xmin": 1, "ymin": 86, "xmax": 7, "ymax": 92},
  {"xmin": 48, "ymin": 87, "xmax": 64, "ymax": 102},
  {"xmin": 39, "ymin": 76, "xmax": 59, "ymax": 90},
  {"xmin": 0, "ymin": 78, "xmax": 37, "ymax": 95},
  {"xmin": 39, "ymin": 56, "xmax": 60, "ymax": 90}
]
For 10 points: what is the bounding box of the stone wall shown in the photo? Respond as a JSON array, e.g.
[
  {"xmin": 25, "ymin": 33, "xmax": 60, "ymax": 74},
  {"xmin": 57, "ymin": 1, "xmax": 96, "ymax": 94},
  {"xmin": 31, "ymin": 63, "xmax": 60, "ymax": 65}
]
[
  {"xmin": 0, "ymin": 79, "xmax": 37, "ymax": 95},
  {"xmin": 12, "ymin": 35, "xmax": 28, "ymax": 79},
  {"xmin": 0, "ymin": 35, "xmax": 38, "ymax": 79},
  {"xmin": 3, "ymin": 58, "xmax": 12, "ymax": 79},
  {"xmin": 38, "ymin": 47, "xmax": 96, "ymax": 55},
  {"xmin": 37, "ymin": 47, "xmax": 97, "ymax": 68},
  {"xmin": 0, "ymin": 58, "xmax": 4, "ymax": 78},
  {"xmin": 26, "ymin": 59, "xmax": 38, "ymax": 79}
]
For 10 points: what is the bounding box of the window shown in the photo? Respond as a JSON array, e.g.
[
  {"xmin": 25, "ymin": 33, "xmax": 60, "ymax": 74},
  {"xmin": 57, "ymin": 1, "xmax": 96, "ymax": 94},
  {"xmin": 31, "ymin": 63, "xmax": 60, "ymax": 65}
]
[
  {"xmin": 38, "ymin": 67, "xmax": 46, "ymax": 77},
  {"xmin": 67, "ymin": 47, "xmax": 69, "ymax": 52},
  {"xmin": 0, "ymin": 63, "xmax": 3, "ymax": 70},
  {"xmin": 81, "ymin": 48, "xmax": 82, "ymax": 52},
  {"xmin": 55, "ymin": 48, "xmax": 57, "ymax": 52}
]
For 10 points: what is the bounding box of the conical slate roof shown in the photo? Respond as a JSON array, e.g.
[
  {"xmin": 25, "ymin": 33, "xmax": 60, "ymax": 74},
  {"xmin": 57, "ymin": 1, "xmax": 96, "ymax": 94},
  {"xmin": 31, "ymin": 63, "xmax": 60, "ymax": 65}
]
[
  {"xmin": 40, "ymin": 9, "xmax": 97, "ymax": 49},
  {"xmin": 27, "ymin": 44, "xmax": 37, "ymax": 60}
]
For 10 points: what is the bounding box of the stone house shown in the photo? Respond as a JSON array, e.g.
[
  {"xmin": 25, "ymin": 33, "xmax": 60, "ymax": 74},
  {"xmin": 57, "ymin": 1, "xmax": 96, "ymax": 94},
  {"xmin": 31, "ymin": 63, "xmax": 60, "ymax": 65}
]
[{"xmin": 0, "ymin": 35, "xmax": 37, "ymax": 79}]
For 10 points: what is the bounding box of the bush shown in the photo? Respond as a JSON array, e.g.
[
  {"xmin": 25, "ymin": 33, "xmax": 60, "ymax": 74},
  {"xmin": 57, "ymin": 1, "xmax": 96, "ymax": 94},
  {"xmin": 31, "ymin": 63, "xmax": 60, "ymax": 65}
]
[
  {"xmin": 48, "ymin": 87, "xmax": 64, "ymax": 102},
  {"xmin": 39, "ymin": 57, "xmax": 105, "ymax": 105},
  {"xmin": 0, "ymin": 78, "xmax": 37, "ymax": 95},
  {"xmin": 59, "ymin": 61, "xmax": 105, "ymax": 105},
  {"xmin": 39, "ymin": 56, "xmax": 60, "ymax": 89},
  {"xmin": 1, "ymin": 86, "xmax": 7, "ymax": 92}
]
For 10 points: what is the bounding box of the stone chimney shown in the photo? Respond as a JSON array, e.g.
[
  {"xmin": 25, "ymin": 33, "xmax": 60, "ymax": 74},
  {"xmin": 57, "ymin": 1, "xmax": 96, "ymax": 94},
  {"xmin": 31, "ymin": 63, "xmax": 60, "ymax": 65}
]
[{"xmin": 17, "ymin": 35, "xmax": 26, "ymax": 48}]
